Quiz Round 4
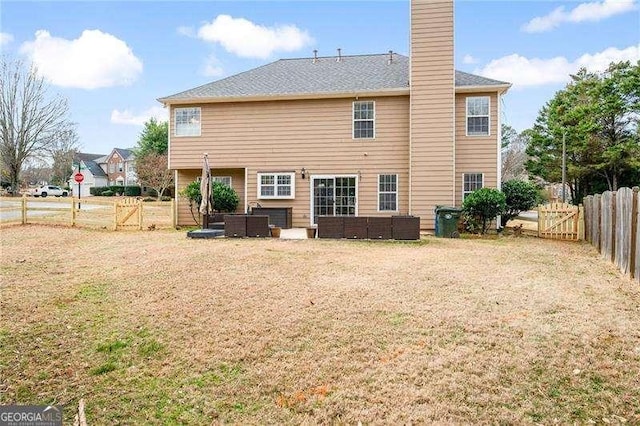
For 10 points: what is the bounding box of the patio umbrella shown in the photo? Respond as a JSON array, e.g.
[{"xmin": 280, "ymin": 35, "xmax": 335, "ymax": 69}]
[{"xmin": 199, "ymin": 154, "xmax": 212, "ymax": 223}]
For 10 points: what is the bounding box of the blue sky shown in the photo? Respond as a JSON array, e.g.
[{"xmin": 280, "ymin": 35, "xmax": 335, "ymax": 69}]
[{"xmin": 1, "ymin": 0, "xmax": 638, "ymax": 155}]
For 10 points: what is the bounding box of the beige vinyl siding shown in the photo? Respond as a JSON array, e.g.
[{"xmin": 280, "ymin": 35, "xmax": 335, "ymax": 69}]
[
  {"xmin": 410, "ymin": 0, "xmax": 454, "ymax": 229},
  {"xmin": 454, "ymin": 92, "xmax": 499, "ymax": 206},
  {"xmin": 170, "ymin": 96, "xmax": 410, "ymax": 227},
  {"xmin": 176, "ymin": 168, "xmax": 246, "ymax": 226}
]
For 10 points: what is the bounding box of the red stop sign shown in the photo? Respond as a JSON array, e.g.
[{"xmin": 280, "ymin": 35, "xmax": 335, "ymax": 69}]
[{"xmin": 74, "ymin": 172, "xmax": 84, "ymax": 183}]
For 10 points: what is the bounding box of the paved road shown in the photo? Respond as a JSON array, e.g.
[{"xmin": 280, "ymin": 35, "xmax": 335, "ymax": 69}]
[
  {"xmin": 517, "ymin": 210, "xmax": 538, "ymax": 221},
  {"xmin": 0, "ymin": 198, "xmax": 102, "ymax": 221}
]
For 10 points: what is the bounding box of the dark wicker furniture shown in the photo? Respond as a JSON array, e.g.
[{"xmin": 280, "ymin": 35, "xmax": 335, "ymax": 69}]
[{"xmin": 343, "ymin": 216, "xmax": 368, "ymax": 239}]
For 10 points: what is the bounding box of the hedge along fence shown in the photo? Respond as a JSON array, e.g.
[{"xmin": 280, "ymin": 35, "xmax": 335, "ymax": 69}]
[
  {"xmin": 90, "ymin": 186, "xmax": 142, "ymax": 196},
  {"xmin": 584, "ymin": 187, "xmax": 639, "ymax": 283},
  {"xmin": 0, "ymin": 196, "xmax": 175, "ymax": 230}
]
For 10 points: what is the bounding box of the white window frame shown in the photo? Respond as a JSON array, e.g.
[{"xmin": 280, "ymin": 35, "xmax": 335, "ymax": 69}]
[
  {"xmin": 174, "ymin": 107, "xmax": 201, "ymax": 137},
  {"xmin": 377, "ymin": 174, "xmax": 398, "ymax": 212},
  {"xmin": 212, "ymin": 176, "xmax": 232, "ymax": 187},
  {"xmin": 462, "ymin": 173, "xmax": 484, "ymax": 201},
  {"xmin": 257, "ymin": 172, "xmax": 295, "ymax": 200},
  {"xmin": 353, "ymin": 100, "xmax": 375, "ymax": 139},
  {"xmin": 466, "ymin": 96, "xmax": 490, "ymax": 137}
]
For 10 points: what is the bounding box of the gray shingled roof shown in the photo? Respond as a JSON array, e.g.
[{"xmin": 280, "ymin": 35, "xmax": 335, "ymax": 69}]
[
  {"xmin": 112, "ymin": 148, "xmax": 134, "ymax": 161},
  {"xmin": 76, "ymin": 153, "xmax": 107, "ymax": 178},
  {"xmin": 454, "ymin": 70, "xmax": 509, "ymax": 87},
  {"xmin": 160, "ymin": 53, "xmax": 509, "ymax": 102}
]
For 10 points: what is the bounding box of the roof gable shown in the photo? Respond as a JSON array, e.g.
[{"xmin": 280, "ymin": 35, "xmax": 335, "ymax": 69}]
[{"xmin": 107, "ymin": 148, "xmax": 134, "ymax": 162}]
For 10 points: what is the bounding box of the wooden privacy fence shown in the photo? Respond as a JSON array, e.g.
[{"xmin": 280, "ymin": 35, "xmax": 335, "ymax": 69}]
[
  {"xmin": 584, "ymin": 187, "xmax": 639, "ymax": 283},
  {"xmin": 538, "ymin": 202, "xmax": 584, "ymax": 241},
  {"xmin": 0, "ymin": 196, "xmax": 175, "ymax": 230}
]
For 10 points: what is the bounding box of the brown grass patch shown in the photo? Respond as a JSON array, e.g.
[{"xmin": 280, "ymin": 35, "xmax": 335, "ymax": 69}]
[{"xmin": 1, "ymin": 225, "xmax": 639, "ymax": 424}]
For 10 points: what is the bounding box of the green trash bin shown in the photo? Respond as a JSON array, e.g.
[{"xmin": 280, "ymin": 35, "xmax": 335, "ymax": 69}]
[{"xmin": 435, "ymin": 206, "xmax": 462, "ymax": 238}]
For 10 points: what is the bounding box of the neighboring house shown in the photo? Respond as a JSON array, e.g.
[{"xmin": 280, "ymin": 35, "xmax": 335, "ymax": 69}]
[
  {"xmin": 70, "ymin": 149, "xmax": 138, "ymax": 197},
  {"xmin": 70, "ymin": 153, "xmax": 108, "ymax": 197},
  {"xmin": 159, "ymin": 0, "xmax": 511, "ymax": 230},
  {"xmin": 104, "ymin": 148, "xmax": 137, "ymax": 186}
]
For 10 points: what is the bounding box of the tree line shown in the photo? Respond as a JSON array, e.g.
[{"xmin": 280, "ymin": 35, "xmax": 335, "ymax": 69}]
[{"xmin": 504, "ymin": 60, "xmax": 639, "ymax": 204}]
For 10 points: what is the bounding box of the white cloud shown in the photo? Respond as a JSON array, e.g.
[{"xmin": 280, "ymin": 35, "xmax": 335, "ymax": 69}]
[
  {"xmin": 196, "ymin": 15, "xmax": 313, "ymax": 59},
  {"xmin": 201, "ymin": 54, "xmax": 224, "ymax": 78},
  {"xmin": 522, "ymin": 0, "xmax": 637, "ymax": 33},
  {"xmin": 475, "ymin": 44, "xmax": 640, "ymax": 88},
  {"xmin": 0, "ymin": 32, "xmax": 14, "ymax": 47},
  {"xmin": 111, "ymin": 106, "xmax": 168, "ymax": 126},
  {"xmin": 177, "ymin": 26, "xmax": 195, "ymax": 38},
  {"xmin": 20, "ymin": 29, "xmax": 143, "ymax": 89},
  {"xmin": 462, "ymin": 54, "xmax": 477, "ymax": 65}
]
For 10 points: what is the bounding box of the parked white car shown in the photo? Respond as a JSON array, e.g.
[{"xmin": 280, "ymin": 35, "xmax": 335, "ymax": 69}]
[{"xmin": 32, "ymin": 185, "xmax": 68, "ymax": 197}]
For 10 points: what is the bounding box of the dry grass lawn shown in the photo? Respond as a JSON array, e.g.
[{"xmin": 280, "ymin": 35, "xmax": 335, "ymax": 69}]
[{"xmin": 1, "ymin": 225, "xmax": 639, "ymax": 424}]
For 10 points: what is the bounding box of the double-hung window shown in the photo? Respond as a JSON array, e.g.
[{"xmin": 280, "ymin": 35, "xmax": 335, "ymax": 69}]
[
  {"xmin": 466, "ymin": 97, "xmax": 489, "ymax": 136},
  {"xmin": 258, "ymin": 172, "xmax": 295, "ymax": 199},
  {"xmin": 463, "ymin": 173, "xmax": 484, "ymax": 200},
  {"xmin": 353, "ymin": 101, "xmax": 375, "ymax": 139},
  {"xmin": 378, "ymin": 174, "xmax": 398, "ymax": 211},
  {"xmin": 175, "ymin": 107, "xmax": 201, "ymax": 137}
]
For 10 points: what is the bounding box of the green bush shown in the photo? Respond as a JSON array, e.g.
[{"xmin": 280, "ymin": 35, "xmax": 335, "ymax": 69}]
[
  {"xmin": 501, "ymin": 180, "xmax": 540, "ymax": 227},
  {"xmin": 179, "ymin": 180, "xmax": 239, "ymax": 225},
  {"xmin": 101, "ymin": 190, "xmax": 114, "ymax": 196},
  {"xmin": 123, "ymin": 186, "xmax": 141, "ymax": 196},
  {"xmin": 91, "ymin": 186, "xmax": 141, "ymax": 196},
  {"xmin": 212, "ymin": 181, "xmax": 239, "ymax": 213},
  {"xmin": 462, "ymin": 188, "xmax": 506, "ymax": 234}
]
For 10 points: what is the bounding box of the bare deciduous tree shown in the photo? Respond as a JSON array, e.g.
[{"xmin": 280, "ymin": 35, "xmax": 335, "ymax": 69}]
[
  {"xmin": 135, "ymin": 152, "xmax": 173, "ymax": 200},
  {"xmin": 501, "ymin": 125, "xmax": 529, "ymax": 182},
  {"xmin": 0, "ymin": 59, "xmax": 75, "ymax": 194},
  {"xmin": 48, "ymin": 127, "xmax": 79, "ymax": 186}
]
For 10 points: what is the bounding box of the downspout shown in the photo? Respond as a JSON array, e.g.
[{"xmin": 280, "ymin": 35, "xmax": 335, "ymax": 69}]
[{"xmin": 408, "ymin": 6, "xmax": 413, "ymax": 215}]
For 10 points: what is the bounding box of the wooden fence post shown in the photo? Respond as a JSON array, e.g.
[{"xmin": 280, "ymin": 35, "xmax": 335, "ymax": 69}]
[
  {"xmin": 113, "ymin": 200, "xmax": 118, "ymax": 231},
  {"xmin": 584, "ymin": 197, "xmax": 590, "ymax": 243},
  {"xmin": 171, "ymin": 199, "xmax": 176, "ymax": 229},
  {"xmin": 21, "ymin": 195, "xmax": 27, "ymax": 225},
  {"xmin": 138, "ymin": 199, "xmax": 143, "ymax": 231},
  {"xmin": 610, "ymin": 191, "xmax": 617, "ymax": 263},
  {"xmin": 631, "ymin": 187, "xmax": 639, "ymax": 280},
  {"xmin": 71, "ymin": 197, "xmax": 76, "ymax": 227},
  {"xmin": 594, "ymin": 194, "xmax": 602, "ymax": 252},
  {"xmin": 578, "ymin": 204, "xmax": 585, "ymax": 241},
  {"xmin": 537, "ymin": 205, "xmax": 542, "ymax": 238}
]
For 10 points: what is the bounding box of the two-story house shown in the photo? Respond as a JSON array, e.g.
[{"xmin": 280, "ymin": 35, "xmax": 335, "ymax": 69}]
[
  {"xmin": 104, "ymin": 148, "xmax": 137, "ymax": 186},
  {"xmin": 70, "ymin": 148, "xmax": 138, "ymax": 196},
  {"xmin": 159, "ymin": 0, "xmax": 510, "ymax": 230}
]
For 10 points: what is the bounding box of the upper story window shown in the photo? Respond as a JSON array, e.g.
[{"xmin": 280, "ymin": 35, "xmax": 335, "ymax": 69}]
[
  {"xmin": 175, "ymin": 107, "xmax": 201, "ymax": 137},
  {"xmin": 353, "ymin": 101, "xmax": 375, "ymax": 139},
  {"xmin": 108, "ymin": 163, "xmax": 115, "ymax": 173},
  {"xmin": 463, "ymin": 173, "xmax": 484, "ymax": 200},
  {"xmin": 118, "ymin": 162, "xmax": 124, "ymax": 172},
  {"xmin": 258, "ymin": 172, "xmax": 295, "ymax": 199},
  {"xmin": 212, "ymin": 176, "xmax": 232, "ymax": 187},
  {"xmin": 466, "ymin": 97, "xmax": 490, "ymax": 136},
  {"xmin": 378, "ymin": 174, "xmax": 398, "ymax": 212}
]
